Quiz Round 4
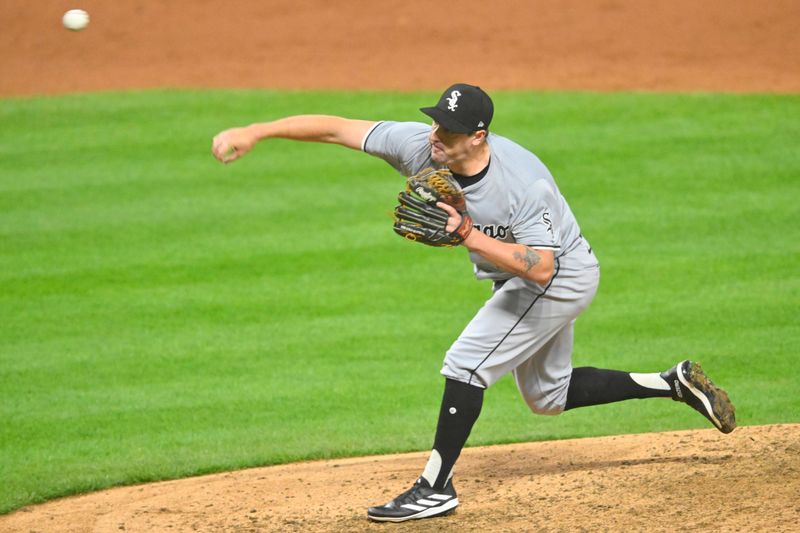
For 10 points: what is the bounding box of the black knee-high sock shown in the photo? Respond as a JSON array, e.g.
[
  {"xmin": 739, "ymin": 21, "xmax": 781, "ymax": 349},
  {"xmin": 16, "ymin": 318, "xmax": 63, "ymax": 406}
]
[
  {"xmin": 564, "ymin": 367, "xmax": 671, "ymax": 411},
  {"xmin": 424, "ymin": 378, "xmax": 484, "ymax": 490}
]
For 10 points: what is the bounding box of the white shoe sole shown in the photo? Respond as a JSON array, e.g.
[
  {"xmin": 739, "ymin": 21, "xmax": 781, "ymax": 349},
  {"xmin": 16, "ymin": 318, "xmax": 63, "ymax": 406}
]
[
  {"xmin": 368, "ymin": 498, "xmax": 459, "ymax": 522},
  {"xmin": 677, "ymin": 361, "xmax": 736, "ymax": 433}
]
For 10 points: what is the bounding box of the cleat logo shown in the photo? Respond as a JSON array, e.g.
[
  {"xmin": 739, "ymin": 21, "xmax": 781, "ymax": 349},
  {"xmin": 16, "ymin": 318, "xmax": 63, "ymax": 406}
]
[{"xmin": 674, "ymin": 380, "xmax": 683, "ymax": 399}]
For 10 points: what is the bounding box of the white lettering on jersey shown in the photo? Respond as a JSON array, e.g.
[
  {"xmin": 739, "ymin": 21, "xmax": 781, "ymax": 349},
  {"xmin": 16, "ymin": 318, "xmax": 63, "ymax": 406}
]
[{"xmin": 447, "ymin": 91, "xmax": 461, "ymax": 111}]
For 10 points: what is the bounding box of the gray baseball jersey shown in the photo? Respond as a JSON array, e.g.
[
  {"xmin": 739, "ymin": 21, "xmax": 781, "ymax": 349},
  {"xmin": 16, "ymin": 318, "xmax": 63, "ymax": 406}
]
[{"xmin": 363, "ymin": 121, "xmax": 600, "ymax": 414}]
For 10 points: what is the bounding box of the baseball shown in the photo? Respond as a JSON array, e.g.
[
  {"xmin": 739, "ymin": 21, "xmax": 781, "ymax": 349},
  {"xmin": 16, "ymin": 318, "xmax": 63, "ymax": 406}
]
[{"xmin": 62, "ymin": 9, "xmax": 90, "ymax": 31}]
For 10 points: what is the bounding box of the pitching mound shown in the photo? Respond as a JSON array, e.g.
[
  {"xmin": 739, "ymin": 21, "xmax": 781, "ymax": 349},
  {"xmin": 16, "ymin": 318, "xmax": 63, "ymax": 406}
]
[{"xmin": 2, "ymin": 424, "xmax": 798, "ymax": 532}]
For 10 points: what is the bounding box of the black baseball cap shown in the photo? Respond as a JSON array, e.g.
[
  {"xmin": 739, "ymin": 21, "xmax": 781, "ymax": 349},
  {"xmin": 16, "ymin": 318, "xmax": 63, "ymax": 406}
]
[{"xmin": 420, "ymin": 83, "xmax": 494, "ymax": 134}]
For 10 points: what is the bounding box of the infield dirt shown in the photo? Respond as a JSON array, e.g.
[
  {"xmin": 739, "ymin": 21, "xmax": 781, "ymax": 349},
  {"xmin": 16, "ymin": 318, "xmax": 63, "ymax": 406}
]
[
  {"xmin": 3, "ymin": 425, "xmax": 799, "ymax": 532},
  {"xmin": 2, "ymin": 0, "xmax": 799, "ymax": 95},
  {"xmin": 1, "ymin": 1, "xmax": 798, "ymax": 532}
]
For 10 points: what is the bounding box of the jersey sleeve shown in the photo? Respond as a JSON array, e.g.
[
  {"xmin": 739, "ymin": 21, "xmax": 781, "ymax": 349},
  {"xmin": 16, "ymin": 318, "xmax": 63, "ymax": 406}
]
[
  {"xmin": 511, "ymin": 179, "xmax": 562, "ymax": 251},
  {"xmin": 361, "ymin": 121, "xmax": 434, "ymax": 176}
]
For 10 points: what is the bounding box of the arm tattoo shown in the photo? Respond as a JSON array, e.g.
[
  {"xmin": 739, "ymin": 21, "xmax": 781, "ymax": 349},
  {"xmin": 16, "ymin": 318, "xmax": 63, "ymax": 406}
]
[{"xmin": 512, "ymin": 247, "xmax": 541, "ymax": 272}]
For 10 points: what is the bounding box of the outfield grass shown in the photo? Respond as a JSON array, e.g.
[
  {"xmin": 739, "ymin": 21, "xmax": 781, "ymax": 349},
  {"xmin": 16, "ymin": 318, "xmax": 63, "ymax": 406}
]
[{"xmin": 0, "ymin": 90, "xmax": 798, "ymax": 514}]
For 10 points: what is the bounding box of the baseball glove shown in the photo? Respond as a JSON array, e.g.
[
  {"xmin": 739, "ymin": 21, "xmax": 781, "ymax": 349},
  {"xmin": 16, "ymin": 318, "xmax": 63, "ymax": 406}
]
[{"xmin": 392, "ymin": 167, "xmax": 473, "ymax": 247}]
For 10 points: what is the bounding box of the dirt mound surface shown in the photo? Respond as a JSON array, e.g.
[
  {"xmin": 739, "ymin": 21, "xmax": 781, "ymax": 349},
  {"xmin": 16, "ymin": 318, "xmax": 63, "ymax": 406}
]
[
  {"xmin": 2, "ymin": 425, "xmax": 798, "ymax": 532},
  {"xmin": 2, "ymin": 0, "xmax": 799, "ymax": 96}
]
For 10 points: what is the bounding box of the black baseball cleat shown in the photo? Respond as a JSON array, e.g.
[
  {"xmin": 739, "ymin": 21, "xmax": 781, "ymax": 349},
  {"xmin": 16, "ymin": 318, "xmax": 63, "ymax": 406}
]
[
  {"xmin": 660, "ymin": 360, "xmax": 736, "ymax": 433},
  {"xmin": 367, "ymin": 477, "xmax": 459, "ymax": 522}
]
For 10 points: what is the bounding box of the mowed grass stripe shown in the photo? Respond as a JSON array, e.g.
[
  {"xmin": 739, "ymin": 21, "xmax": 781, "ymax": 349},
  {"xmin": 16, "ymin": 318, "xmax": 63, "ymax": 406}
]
[{"xmin": 0, "ymin": 90, "xmax": 798, "ymax": 513}]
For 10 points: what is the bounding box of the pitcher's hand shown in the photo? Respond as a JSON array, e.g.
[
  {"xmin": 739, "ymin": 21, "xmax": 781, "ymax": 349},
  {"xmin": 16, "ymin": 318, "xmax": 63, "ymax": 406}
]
[{"xmin": 212, "ymin": 126, "xmax": 257, "ymax": 164}]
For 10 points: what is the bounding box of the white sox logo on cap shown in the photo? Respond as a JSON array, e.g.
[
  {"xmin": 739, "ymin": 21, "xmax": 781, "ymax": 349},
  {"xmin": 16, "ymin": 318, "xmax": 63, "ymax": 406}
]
[
  {"xmin": 447, "ymin": 91, "xmax": 461, "ymax": 111},
  {"xmin": 420, "ymin": 83, "xmax": 493, "ymax": 133}
]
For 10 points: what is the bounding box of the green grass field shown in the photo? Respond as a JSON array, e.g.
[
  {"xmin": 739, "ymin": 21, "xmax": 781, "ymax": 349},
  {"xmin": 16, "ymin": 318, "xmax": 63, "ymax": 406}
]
[{"xmin": 1, "ymin": 90, "xmax": 798, "ymax": 514}]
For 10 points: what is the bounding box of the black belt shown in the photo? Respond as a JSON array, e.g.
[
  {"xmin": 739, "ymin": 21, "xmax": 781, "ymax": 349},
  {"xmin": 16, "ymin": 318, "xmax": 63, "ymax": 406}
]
[{"xmin": 493, "ymin": 279, "xmax": 509, "ymax": 291}]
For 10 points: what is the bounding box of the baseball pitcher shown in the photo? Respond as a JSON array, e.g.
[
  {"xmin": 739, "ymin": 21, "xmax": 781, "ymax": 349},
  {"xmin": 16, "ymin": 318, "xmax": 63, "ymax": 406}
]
[{"xmin": 211, "ymin": 84, "xmax": 736, "ymax": 523}]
